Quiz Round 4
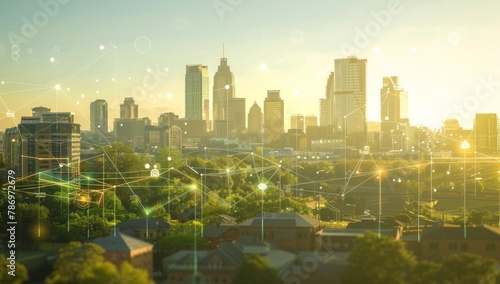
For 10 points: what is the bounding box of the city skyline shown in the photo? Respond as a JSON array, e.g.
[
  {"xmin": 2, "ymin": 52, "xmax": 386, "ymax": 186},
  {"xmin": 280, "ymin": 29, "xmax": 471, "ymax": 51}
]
[{"xmin": 0, "ymin": 1, "xmax": 499, "ymax": 132}]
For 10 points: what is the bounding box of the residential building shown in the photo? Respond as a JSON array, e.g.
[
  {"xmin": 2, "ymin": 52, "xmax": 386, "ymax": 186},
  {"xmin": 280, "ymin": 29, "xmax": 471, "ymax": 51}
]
[
  {"xmin": 238, "ymin": 212, "xmax": 321, "ymax": 252},
  {"xmin": 5, "ymin": 109, "xmax": 80, "ymax": 178},
  {"xmin": 420, "ymin": 225, "xmax": 500, "ymax": 262},
  {"xmin": 93, "ymin": 231, "xmax": 154, "ymax": 277},
  {"xmin": 116, "ymin": 218, "xmax": 171, "ymax": 240},
  {"xmin": 163, "ymin": 237, "xmax": 295, "ymax": 284}
]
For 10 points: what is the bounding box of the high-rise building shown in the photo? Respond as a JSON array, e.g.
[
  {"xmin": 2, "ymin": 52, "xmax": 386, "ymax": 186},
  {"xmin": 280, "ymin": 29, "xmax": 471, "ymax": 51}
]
[
  {"xmin": 290, "ymin": 114, "xmax": 304, "ymax": 132},
  {"xmin": 158, "ymin": 112, "xmax": 179, "ymax": 127},
  {"xmin": 380, "ymin": 76, "xmax": 408, "ymax": 150},
  {"xmin": 474, "ymin": 113, "xmax": 498, "ymax": 156},
  {"xmin": 247, "ymin": 102, "xmax": 263, "ymax": 135},
  {"xmin": 213, "ymin": 57, "xmax": 235, "ymax": 121},
  {"xmin": 120, "ymin": 97, "xmax": 138, "ymax": 119},
  {"xmin": 185, "ymin": 65, "xmax": 209, "ymax": 121},
  {"xmin": 320, "ymin": 72, "xmax": 335, "ymax": 127},
  {"xmin": 4, "ymin": 108, "xmax": 81, "ymax": 178},
  {"xmin": 333, "ymin": 56, "xmax": 367, "ymax": 148},
  {"xmin": 228, "ymin": 98, "xmax": 246, "ymax": 135},
  {"xmin": 90, "ymin": 99, "xmax": 108, "ymax": 133},
  {"xmin": 305, "ymin": 115, "xmax": 318, "ymax": 131},
  {"xmin": 264, "ymin": 90, "xmax": 284, "ymax": 143}
]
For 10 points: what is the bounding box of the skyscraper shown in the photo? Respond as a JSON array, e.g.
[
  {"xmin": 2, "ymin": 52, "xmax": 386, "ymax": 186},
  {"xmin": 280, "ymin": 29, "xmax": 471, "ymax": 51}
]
[
  {"xmin": 247, "ymin": 102, "xmax": 263, "ymax": 135},
  {"xmin": 213, "ymin": 57, "xmax": 235, "ymax": 121},
  {"xmin": 333, "ymin": 56, "xmax": 367, "ymax": 148},
  {"xmin": 120, "ymin": 97, "xmax": 138, "ymax": 119},
  {"xmin": 320, "ymin": 72, "xmax": 335, "ymax": 127},
  {"xmin": 291, "ymin": 114, "xmax": 305, "ymax": 132},
  {"xmin": 264, "ymin": 90, "xmax": 284, "ymax": 143},
  {"xmin": 380, "ymin": 76, "xmax": 408, "ymax": 150},
  {"xmin": 474, "ymin": 113, "xmax": 499, "ymax": 156},
  {"xmin": 90, "ymin": 99, "xmax": 108, "ymax": 133},
  {"xmin": 227, "ymin": 98, "xmax": 246, "ymax": 135},
  {"xmin": 185, "ymin": 65, "xmax": 209, "ymax": 121}
]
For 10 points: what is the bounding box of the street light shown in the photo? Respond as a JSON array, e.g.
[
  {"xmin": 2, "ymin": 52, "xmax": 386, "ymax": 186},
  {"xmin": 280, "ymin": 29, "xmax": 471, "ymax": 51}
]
[
  {"xmin": 460, "ymin": 140, "xmax": 470, "ymax": 239},
  {"xmin": 258, "ymin": 183, "xmax": 267, "ymax": 241},
  {"xmin": 378, "ymin": 169, "xmax": 382, "ymax": 238}
]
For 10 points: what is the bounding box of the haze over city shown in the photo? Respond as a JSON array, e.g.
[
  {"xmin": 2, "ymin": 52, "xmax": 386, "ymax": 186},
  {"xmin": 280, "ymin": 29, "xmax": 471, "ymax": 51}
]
[{"xmin": 0, "ymin": 0, "xmax": 499, "ymax": 132}]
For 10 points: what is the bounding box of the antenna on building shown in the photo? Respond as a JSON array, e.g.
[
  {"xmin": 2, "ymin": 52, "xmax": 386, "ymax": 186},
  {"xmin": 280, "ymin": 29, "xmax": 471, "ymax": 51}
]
[{"xmin": 223, "ymin": 43, "xmax": 225, "ymax": 58}]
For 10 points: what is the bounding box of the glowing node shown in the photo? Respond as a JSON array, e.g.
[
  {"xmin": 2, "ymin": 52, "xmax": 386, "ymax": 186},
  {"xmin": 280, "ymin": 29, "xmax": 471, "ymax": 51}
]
[
  {"xmin": 76, "ymin": 101, "xmax": 80, "ymax": 105},
  {"xmin": 50, "ymin": 57, "xmax": 55, "ymax": 63},
  {"xmin": 145, "ymin": 163, "xmax": 150, "ymax": 169},
  {"xmin": 226, "ymin": 168, "xmax": 230, "ymax": 173},
  {"xmin": 1, "ymin": 81, "xmax": 4, "ymax": 84},
  {"xmin": 225, "ymin": 84, "xmax": 230, "ymax": 90},
  {"xmin": 167, "ymin": 156, "xmax": 172, "ymax": 161},
  {"xmin": 374, "ymin": 47, "xmax": 380, "ymax": 54},
  {"xmin": 260, "ymin": 63, "xmax": 266, "ymax": 70},
  {"xmin": 411, "ymin": 47, "xmax": 417, "ymax": 54},
  {"xmin": 55, "ymin": 84, "xmax": 61, "ymax": 90},
  {"xmin": 147, "ymin": 68, "xmax": 151, "ymax": 73},
  {"xmin": 99, "ymin": 45, "xmax": 105, "ymax": 50},
  {"xmin": 258, "ymin": 183, "xmax": 268, "ymax": 191},
  {"xmin": 81, "ymin": 94, "xmax": 85, "ymax": 98},
  {"xmin": 294, "ymin": 89, "xmax": 300, "ymax": 95},
  {"xmin": 66, "ymin": 87, "xmax": 70, "ymax": 91},
  {"xmin": 164, "ymin": 67, "xmax": 169, "ymax": 72}
]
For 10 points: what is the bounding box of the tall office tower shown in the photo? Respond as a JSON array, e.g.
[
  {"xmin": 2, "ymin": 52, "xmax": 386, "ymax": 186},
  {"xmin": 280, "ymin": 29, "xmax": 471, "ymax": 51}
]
[
  {"xmin": 291, "ymin": 114, "xmax": 305, "ymax": 132},
  {"xmin": 4, "ymin": 108, "xmax": 80, "ymax": 178},
  {"xmin": 120, "ymin": 97, "xmax": 138, "ymax": 119},
  {"xmin": 380, "ymin": 76, "xmax": 408, "ymax": 150},
  {"xmin": 320, "ymin": 72, "xmax": 335, "ymax": 127},
  {"xmin": 185, "ymin": 65, "xmax": 209, "ymax": 120},
  {"xmin": 305, "ymin": 115, "xmax": 318, "ymax": 131},
  {"xmin": 213, "ymin": 57, "xmax": 235, "ymax": 121},
  {"xmin": 264, "ymin": 90, "xmax": 284, "ymax": 143},
  {"xmin": 333, "ymin": 56, "xmax": 367, "ymax": 148},
  {"xmin": 228, "ymin": 98, "xmax": 246, "ymax": 135},
  {"xmin": 247, "ymin": 102, "xmax": 263, "ymax": 135},
  {"xmin": 90, "ymin": 99, "xmax": 108, "ymax": 133},
  {"xmin": 474, "ymin": 113, "xmax": 499, "ymax": 156}
]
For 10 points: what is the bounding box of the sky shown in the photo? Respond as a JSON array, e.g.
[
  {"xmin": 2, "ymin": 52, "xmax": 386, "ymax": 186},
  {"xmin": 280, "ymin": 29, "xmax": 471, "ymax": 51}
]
[{"xmin": 0, "ymin": 0, "xmax": 499, "ymax": 132}]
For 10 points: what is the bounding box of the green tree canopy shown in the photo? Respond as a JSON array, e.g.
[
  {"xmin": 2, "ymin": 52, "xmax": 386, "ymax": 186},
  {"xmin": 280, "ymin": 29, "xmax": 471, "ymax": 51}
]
[
  {"xmin": 340, "ymin": 232, "xmax": 416, "ymax": 284},
  {"xmin": 231, "ymin": 254, "xmax": 281, "ymax": 284},
  {"xmin": 436, "ymin": 253, "xmax": 498, "ymax": 284},
  {"xmin": 0, "ymin": 255, "xmax": 29, "ymax": 284}
]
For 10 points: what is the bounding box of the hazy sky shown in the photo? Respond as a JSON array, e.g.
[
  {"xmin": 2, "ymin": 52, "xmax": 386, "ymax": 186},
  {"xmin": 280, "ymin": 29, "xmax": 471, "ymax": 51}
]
[{"xmin": 0, "ymin": 0, "xmax": 499, "ymax": 132}]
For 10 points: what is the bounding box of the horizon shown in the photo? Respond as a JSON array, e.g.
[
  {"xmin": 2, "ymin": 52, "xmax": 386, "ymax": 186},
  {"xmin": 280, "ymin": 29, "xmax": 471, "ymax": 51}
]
[{"xmin": 1, "ymin": 0, "xmax": 499, "ymax": 132}]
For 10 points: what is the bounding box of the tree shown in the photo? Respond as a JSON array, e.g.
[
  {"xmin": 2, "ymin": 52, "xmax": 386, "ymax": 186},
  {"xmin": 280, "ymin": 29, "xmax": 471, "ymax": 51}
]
[
  {"xmin": 44, "ymin": 241, "xmax": 114, "ymax": 284},
  {"xmin": 231, "ymin": 254, "xmax": 281, "ymax": 284},
  {"xmin": 112, "ymin": 261, "xmax": 154, "ymax": 284},
  {"xmin": 0, "ymin": 255, "xmax": 29, "ymax": 284},
  {"xmin": 436, "ymin": 253, "xmax": 498, "ymax": 284},
  {"xmin": 159, "ymin": 232, "xmax": 208, "ymax": 256},
  {"xmin": 340, "ymin": 232, "xmax": 416, "ymax": 284},
  {"xmin": 408, "ymin": 260, "xmax": 441, "ymax": 284}
]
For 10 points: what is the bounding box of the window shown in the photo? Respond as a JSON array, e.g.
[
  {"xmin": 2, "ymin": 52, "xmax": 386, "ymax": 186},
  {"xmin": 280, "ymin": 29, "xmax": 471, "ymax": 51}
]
[
  {"xmin": 429, "ymin": 242, "xmax": 438, "ymax": 250},
  {"xmin": 448, "ymin": 242, "xmax": 457, "ymax": 251},
  {"xmin": 486, "ymin": 243, "xmax": 496, "ymax": 251},
  {"xmin": 111, "ymin": 253, "xmax": 117, "ymax": 261}
]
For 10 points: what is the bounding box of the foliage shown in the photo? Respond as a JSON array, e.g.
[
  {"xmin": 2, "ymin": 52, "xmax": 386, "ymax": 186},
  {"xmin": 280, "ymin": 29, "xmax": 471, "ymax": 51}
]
[
  {"xmin": 0, "ymin": 255, "xmax": 29, "ymax": 284},
  {"xmin": 158, "ymin": 234, "xmax": 208, "ymax": 256},
  {"xmin": 44, "ymin": 241, "xmax": 153, "ymax": 284},
  {"xmin": 340, "ymin": 232, "xmax": 416, "ymax": 284},
  {"xmin": 231, "ymin": 254, "xmax": 281, "ymax": 284},
  {"xmin": 436, "ymin": 253, "xmax": 498, "ymax": 284}
]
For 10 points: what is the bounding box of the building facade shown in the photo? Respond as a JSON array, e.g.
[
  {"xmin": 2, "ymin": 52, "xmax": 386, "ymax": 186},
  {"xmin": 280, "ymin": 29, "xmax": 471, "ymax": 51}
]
[
  {"xmin": 474, "ymin": 113, "xmax": 498, "ymax": 156},
  {"xmin": 247, "ymin": 102, "xmax": 263, "ymax": 135},
  {"xmin": 185, "ymin": 65, "xmax": 209, "ymax": 121},
  {"xmin": 5, "ymin": 109, "xmax": 81, "ymax": 178},
  {"xmin": 120, "ymin": 97, "xmax": 138, "ymax": 119},
  {"xmin": 90, "ymin": 99, "xmax": 108, "ymax": 133},
  {"xmin": 264, "ymin": 90, "xmax": 284, "ymax": 143},
  {"xmin": 333, "ymin": 57, "xmax": 367, "ymax": 149}
]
